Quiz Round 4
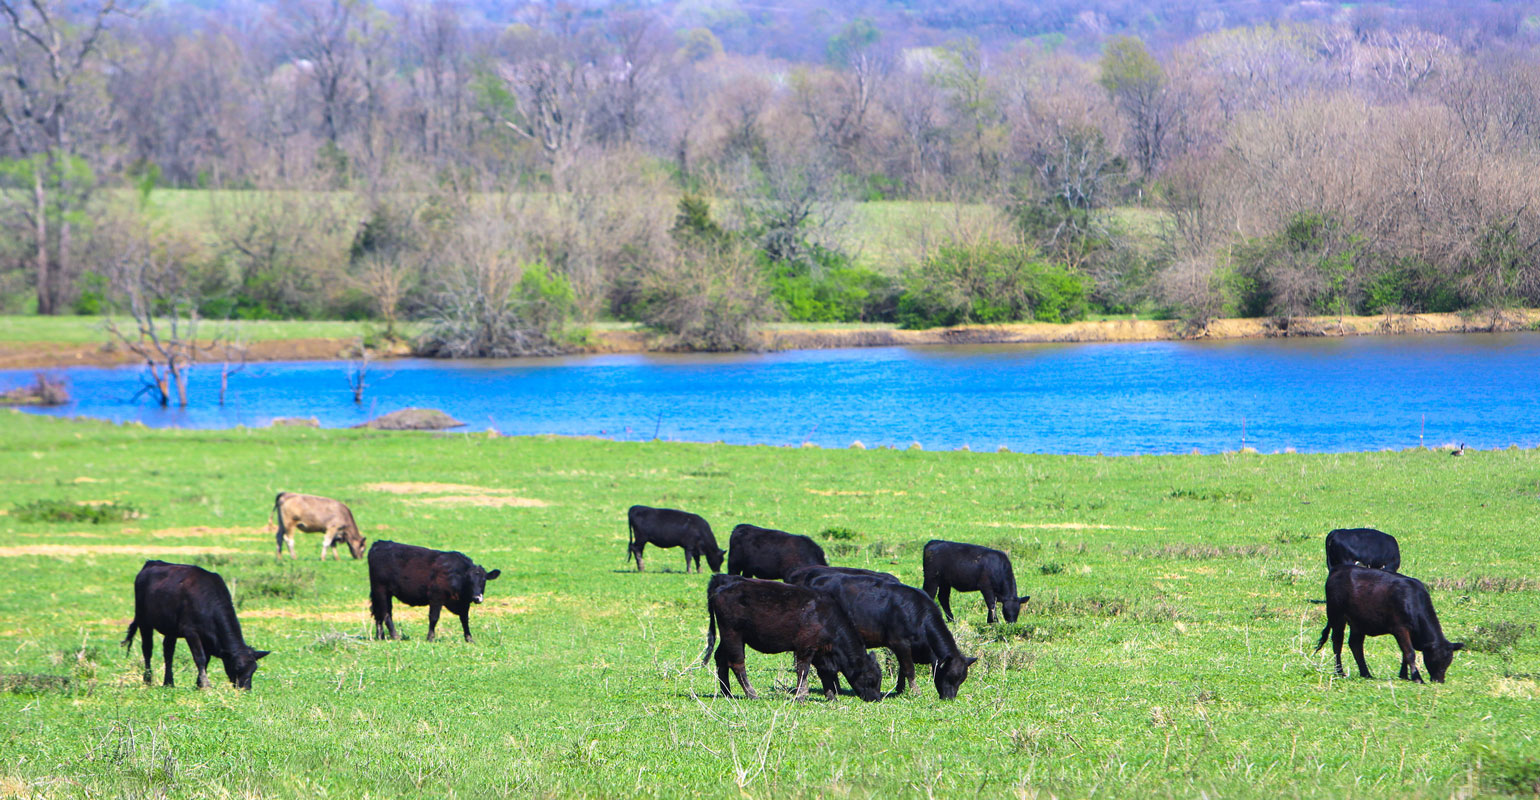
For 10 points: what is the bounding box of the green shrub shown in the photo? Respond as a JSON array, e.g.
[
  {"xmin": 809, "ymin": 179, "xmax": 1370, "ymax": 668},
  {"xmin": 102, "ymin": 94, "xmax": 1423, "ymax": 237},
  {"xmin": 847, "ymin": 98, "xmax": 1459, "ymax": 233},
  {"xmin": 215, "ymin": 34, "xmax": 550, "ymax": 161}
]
[
  {"xmin": 768, "ymin": 249, "xmax": 896, "ymax": 323},
  {"xmin": 12, "ymin": 499, "xmax": 140, "ymax": 524},
  {"xmin": 897, "ymin": 241, "xmax": 1088, "ymax": 329},
  {"xmin": 819, "ymin": 526, "xmax": 860, "ymax": 541}
]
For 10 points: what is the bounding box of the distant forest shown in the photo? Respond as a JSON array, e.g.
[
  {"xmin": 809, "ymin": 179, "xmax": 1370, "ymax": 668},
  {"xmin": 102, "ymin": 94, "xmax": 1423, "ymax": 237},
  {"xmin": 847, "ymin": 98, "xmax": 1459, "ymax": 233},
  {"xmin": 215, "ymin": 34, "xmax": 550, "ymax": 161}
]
[{"xmin": 5, "ymin": 0, "xmax": 1540, "ymax": 352}]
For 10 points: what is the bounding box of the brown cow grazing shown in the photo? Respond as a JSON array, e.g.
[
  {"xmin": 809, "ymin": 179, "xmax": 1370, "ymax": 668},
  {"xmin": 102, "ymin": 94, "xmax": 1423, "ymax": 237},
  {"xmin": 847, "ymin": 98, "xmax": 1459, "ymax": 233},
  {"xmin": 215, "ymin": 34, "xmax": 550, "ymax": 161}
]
[
  {"xmin": 703, "ymin": 574, "xmax": 881, "ymax": 702},
  {"xmin": 120, "ymin": 561, "xmax": 271, "ymax": 689},
  {"xmin": 273, "ymin": 492, "xmax": 365, "ymax": 560},
  {"xmin": 1315, "ymin": 565, "xmax": 1464, "ymax": 683},
  {"xmin": 368, "ymin": 540, "xmax": 501, "ymax": 642}
]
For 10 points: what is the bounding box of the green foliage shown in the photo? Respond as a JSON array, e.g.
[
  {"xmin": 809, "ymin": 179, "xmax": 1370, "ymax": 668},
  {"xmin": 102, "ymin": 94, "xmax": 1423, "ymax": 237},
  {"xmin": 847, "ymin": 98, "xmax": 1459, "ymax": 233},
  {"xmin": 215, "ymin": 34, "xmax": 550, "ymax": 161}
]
[
  {"xmin": 1099, "ymin": 35, "xmax": 1164, "ymax": 95},
  {"xmin": 897, "ymin": 240, "xmax": 1089, "ymax": 328},
  {"xmin": 72, "ymin": 271, "xmax": 109, "ymax": 316},
  {"xmin": 826, "ymin": 17, "xmax": 880, "ymax": 65},
  {"xmin": 677, "ymin": 27, "xmax": 723, "ymax": 63},
  {"xmin": 818, "ymin": 526, "xmax": 859, "ymax": 541},
  {"xmin": 11, "ymin": 499, "xmax": 139, "ymax": 524},
  {"xmin": 767, "ymin": 247, "xmax": 896, "ymax": 323},
  {"xmin": 513, "ymin": 261, "xmax": 576, "ymax": 338},
  {"xmin": 1232, "ymin": 212, "xmax": 1364, "ymax": 318},
  {"xmin": 669, "ymin": 194, "xmax": 729, "ymax": 251},
  {"xmin": 1469, "ymin": 745, "xmax": 1540, "ymax": 796}
]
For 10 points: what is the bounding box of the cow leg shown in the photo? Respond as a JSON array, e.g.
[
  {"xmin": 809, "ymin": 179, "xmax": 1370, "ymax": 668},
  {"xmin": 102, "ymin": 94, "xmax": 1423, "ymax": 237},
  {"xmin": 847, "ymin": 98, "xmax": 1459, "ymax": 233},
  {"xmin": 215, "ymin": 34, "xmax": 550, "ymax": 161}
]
[
  {"xmin": 459, "ymin": 610, "xmax": 474, "ymax": 643},
  {"xmin": 1330, "ymin": 622, "xmax": 1347, "ymax": 677},
  {"xmin": 385, "ymin": 604, "xmax": 399, "ymax": 641},
  {"xmin": 1348, "ymin": 629, "xmax": 1373, "ymax": 679},
  {"xmin": 814, "ymin": 658, "xmax": 841, "ymax": 700},
  {"xmin": 631, "ymin": 541, "xmax": 645, "ymax": 572},
  {"xmin": 714, "ymin": 646, "xmax": 734, "ymax": 698},
  {"xmin": 139, "ymin": 628, "xmax": 154, "ymax": 685},
  {"xmin": 321, "ymin": 527, "xmax": 339, "ymax": 561},
  {"xmin": 275, "ymin": 525, "xmax": 285, "ymax": 559},
  {"xmin": 427, "ymin": 604, "xmax": 441, "ymax": 642},
  {"xmin": 717, "ymin": 634, "xmax": 755, "ymax": 699},
  {"xmin": 891, "ymin": 643, "xmax": 915, "ymax": 695},
  {"xmin": 1394, "ymin": 629, "xmax": 1421, "ymax": 683},
  {"xmin": 684, "ymin": 550, "xmax": 694, "ymax": 574},
  {"xmin": 161, "ymin": 635, "xmax": 177, "ymax": 687},
  {"xmin": 371, "ymin": 585, "xmax": 391, "ymax": 639},
  {"xmin": 937, "ymin": 586, "xmax": 954, "ymax": 622},
  {"xmin": 185, "ymin": 634, "xmax": 210, "ymax": 689},
  {"xmin": 792, "ymin": 656, "xmax": 812, "ymax": 702},
  {"xmin": 982, "ymin": 587, "xmax": 998, "ymax": 624}
]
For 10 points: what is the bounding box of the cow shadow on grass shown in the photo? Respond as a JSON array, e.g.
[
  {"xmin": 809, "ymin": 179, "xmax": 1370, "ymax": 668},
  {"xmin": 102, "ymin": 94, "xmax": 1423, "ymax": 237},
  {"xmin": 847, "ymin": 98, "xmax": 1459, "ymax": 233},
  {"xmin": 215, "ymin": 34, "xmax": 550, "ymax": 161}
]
[{"xmin": 610, "ymin": 568, "xmax": 698, "ymax": 575}]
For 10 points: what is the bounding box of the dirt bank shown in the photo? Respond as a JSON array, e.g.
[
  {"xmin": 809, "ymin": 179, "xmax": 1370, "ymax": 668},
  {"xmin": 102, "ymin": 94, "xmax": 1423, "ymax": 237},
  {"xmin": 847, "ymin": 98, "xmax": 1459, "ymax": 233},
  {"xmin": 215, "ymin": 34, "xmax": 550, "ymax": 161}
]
[{"xmin": 3, "ymin": 310, "xmax": 1535, "ymax": 369}]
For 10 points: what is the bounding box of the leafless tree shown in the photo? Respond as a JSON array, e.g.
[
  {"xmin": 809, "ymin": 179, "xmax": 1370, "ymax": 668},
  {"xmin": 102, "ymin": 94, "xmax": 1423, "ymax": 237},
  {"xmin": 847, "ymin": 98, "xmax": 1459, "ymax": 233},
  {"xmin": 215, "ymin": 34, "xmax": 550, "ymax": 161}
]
[
  {"xmin": 104, "ymin": 232, "xmax": 211, "ymax": 407},
  {"xmin": 0, "ymin": 0, "xmax": 124, "ymax": 314}
]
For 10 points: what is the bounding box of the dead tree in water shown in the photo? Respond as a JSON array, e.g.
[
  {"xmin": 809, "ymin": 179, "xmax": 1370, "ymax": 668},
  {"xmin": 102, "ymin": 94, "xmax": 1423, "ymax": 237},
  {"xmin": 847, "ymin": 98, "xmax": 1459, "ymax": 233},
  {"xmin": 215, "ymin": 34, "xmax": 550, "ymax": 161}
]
[
  {"xmin": 218, "ymin": 335, "xmax": 249, "ymax": 406},
  {"xmin": 105, "ymin": 247, "xmax": 212, "ymax": 407},
  {"xmin": 345, "ymin": 336, "xmax": 369, "ymax": 403}
]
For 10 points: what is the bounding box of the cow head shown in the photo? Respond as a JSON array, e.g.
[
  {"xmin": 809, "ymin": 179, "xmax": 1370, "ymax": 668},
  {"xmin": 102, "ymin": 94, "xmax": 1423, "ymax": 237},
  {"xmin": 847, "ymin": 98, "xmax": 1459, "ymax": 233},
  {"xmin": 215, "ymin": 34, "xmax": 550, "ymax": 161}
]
[
  {"xmin": 1001, "ymin": 595, "xmax": 1030, "ymax": 623},
  {"xmin": 706, "ymin": 547, "xmax": 726, "ymax": 573},
  {"xmin": 345, "ymin": 530, "xmax": 367, "ymax": 559},
  {"xmin": 1424, "ymin": 641, "xmax": 1464, "ymax": 683},
  {"xmin": 934, "ymin": 655, "xmax": 978, "ymax": 700},
  {"xmin": 464, "ymin": 566, "xmax": 502, "ymax": 604},
  {"xmin": 843, "ymin": 650, "xmax": 883, "ymax": 702},
  {"xmin": 224, "ymin": 648, "xmax": 271, "ymax": 690}
]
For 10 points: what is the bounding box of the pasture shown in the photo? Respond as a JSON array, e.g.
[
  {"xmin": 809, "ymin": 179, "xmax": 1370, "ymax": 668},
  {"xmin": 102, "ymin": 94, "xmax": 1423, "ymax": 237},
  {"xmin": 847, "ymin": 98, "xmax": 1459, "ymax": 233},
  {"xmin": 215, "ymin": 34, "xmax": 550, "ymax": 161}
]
[{"xmin": 0, "ymin": 411, "xmax": 1536, "ymax": 798}]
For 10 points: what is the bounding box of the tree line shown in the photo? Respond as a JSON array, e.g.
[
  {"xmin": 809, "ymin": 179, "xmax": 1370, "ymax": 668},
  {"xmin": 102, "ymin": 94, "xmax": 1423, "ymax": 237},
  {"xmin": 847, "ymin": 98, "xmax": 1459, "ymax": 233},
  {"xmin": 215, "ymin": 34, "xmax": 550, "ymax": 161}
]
[{"xmin": 4, "ymin": 0, "xmax": 1540, "ymax": 353}]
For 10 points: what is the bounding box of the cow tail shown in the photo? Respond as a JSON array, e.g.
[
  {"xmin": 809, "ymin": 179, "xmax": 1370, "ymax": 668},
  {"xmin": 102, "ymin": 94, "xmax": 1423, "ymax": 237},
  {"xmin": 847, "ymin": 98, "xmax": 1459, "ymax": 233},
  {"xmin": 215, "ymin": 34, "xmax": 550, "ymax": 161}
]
[
  {"xmin": 270, "ymin": 493, "xmax": 284, "ymax": 530},
  {"xmin": 702, "ymin": 600, "xmax": 717, "ymax": 667},
  {"xmin": 625, "ymin": 517, "xmax": 635, "ymax": 563},
  {"xmin": 1313, "ymin": 622, "xmax": 1331, "ymax": 653},
  {"xmin": 121, "ymin": 618, "xmax": 138, "ymax": 651}
]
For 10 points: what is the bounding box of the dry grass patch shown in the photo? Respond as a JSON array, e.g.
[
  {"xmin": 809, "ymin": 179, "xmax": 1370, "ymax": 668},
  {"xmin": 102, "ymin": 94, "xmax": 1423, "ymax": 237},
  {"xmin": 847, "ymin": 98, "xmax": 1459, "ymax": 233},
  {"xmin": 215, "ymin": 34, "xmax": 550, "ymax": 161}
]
[
  {"xmin": 0, "ymin": 544, "xmax": 245, "ymax": 558},
  {"xmin": 363, "ymin": 482, "xmax": 521, "ymax": 495},
  {"xmin": 149, "ymin": 526, "xmax": 269, "ymax": 539},
  {"xmin": 405, "ymin": 495, "xmax": 548, "ymax": 508},
  {"xmin": 241, "ymin": 608, "xmax": 368, "ymax": 624},
  {"xmin": 806, "ymin": 488, "xmax": 907, "ymax": 496}
]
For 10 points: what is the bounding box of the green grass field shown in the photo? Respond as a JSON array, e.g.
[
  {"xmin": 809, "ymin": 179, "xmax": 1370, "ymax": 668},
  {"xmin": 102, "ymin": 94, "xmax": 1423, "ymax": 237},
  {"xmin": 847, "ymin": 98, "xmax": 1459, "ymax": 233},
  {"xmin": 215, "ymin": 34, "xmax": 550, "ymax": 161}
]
[
  {"xmin": 0, "ymin": 316, "xmax": 394, "ymax": 346},
  {"xmin": 0, "ymin": 412, "xmax": 1536, "ymax": 798}
]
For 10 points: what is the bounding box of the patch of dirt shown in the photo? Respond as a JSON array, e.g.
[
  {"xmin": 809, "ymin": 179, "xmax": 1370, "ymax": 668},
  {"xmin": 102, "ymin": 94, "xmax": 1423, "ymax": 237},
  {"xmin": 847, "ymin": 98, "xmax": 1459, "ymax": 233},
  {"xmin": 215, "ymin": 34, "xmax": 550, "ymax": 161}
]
[
  {"xmin": 0, "ymin": 544, "xmax": 245, "ymax": 557},
  {"xmin": 72, "ymin": 476, "xmax": 103, "ymax": 484},
  {"xmin": 0, "ymin": 337, "xmax": 360, "ymax": 369},
  {"xmin": 364, "ymin": 482, "xmax": 521, "ymax": 495},
  {"xmin": 1491, "ymin": 677, "xmax": 1540, "ymax": 699},
  {"xmin": 405, "ymin": 495, "xmax": 549, "ymax": 508},
  {"xmin": 148, "ymin": 526, "xmax": 269, "ymax": 539}
]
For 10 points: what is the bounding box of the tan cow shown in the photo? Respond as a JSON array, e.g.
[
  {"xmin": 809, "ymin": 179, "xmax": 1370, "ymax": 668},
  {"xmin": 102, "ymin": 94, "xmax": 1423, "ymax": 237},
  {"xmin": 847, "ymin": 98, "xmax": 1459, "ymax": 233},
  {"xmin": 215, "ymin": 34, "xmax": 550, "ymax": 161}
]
[{"xmin": 272, "ymin": 492, "xmax": 366, "ymax": 560}]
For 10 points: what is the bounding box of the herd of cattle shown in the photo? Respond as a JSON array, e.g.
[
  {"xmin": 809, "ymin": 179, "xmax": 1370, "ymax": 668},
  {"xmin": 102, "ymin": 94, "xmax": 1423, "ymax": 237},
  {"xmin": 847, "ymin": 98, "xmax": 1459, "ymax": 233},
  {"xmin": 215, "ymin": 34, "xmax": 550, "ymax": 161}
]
[{"xmin": 116, "ymin": 493, "xmax": 1465, "ymax": 694}]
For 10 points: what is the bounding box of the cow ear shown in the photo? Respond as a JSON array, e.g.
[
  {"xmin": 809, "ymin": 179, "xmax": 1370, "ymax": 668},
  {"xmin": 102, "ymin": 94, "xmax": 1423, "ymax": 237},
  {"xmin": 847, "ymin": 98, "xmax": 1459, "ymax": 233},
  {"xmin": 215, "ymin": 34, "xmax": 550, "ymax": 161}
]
[
  {"xmin": 1019, "ymin": 595, "xmax": 1031, "ymax": 604},
  {"xmin": 1450, "ymin": 642, "xmax": 1464, "ymax": 651},
  {"xmin": 253, "ymin": 650, "xmax": 272, "ymax": 660},
  {"xmin": 965, "ymin": 657, "xmax": 979, "ymax": 666},
  {"xmin": 485, "ymin": 569, "xmax": 501, "ymax": 580}
]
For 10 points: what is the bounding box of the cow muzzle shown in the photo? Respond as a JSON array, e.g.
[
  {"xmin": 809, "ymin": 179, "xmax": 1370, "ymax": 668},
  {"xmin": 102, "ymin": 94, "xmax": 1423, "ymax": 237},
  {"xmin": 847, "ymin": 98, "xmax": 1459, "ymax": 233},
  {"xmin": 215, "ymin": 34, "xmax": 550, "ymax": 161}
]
[{"xmin": 473, "ymin": 594, "xmax": 484, "ymax": 604}]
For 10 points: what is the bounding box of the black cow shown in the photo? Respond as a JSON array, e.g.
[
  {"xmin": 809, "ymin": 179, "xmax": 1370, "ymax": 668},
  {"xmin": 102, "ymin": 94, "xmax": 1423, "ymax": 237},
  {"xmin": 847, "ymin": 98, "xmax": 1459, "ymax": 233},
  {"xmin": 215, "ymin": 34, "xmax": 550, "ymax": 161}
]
[
  {"xmin": 368, "ymin": 540, "xmax": 501, "ymax": 642},
  {"xmin": 785, "ymin": 565, "xmax": 901, "ymax": 584},
  {"xmin": 1315, "ymin": 565, "xmax": 1464, "ymax": 683},
  {"xmin": 703, "ymin": 574, "xmax": 881, "ymax": 702},
  {"xmin": 789, "ymin": 569, "xmax": 977, "ymax": 699},
  {"xmin": 1325, "ymin": 528, "xmax": 1401, "ymax": 573},
  {"xmin": 726, "ymin": 524, "xmax": 827, "ymax": 579},
  {"xmin": 626, "ymin": 505, "xmax": 725, "ymax": 573},
  {"xmin": 120, "ymin": 561, "xmax": 271, "ymax": 690},
  {"xmin": 922, "ymin": 540, "xmax": 1029, "ymax": 623}
]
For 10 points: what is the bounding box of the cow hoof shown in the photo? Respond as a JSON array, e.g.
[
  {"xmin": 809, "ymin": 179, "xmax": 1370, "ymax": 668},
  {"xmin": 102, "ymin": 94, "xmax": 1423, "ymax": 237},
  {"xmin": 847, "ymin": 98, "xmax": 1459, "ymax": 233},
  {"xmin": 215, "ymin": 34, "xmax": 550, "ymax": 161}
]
[{"xmin": 464, "ymin": 636, "xmax": 474, "ymax": 643}]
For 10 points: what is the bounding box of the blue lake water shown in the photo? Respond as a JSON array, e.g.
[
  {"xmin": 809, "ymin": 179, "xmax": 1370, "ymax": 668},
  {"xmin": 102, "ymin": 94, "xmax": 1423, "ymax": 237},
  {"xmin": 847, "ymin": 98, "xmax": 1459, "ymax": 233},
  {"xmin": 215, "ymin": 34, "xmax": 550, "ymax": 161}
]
[{"xmin": 3, "ymin": 334, "xmax": 1536, "ymax": 454}]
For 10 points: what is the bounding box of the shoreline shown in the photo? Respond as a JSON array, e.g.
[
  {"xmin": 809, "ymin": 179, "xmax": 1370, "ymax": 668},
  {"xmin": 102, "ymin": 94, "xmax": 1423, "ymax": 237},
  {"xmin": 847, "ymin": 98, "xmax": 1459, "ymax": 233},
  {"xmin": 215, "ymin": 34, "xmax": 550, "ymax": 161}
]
[{"xmin": 1, "ymin": 309, "xmax": 1535, "ymax": 370}]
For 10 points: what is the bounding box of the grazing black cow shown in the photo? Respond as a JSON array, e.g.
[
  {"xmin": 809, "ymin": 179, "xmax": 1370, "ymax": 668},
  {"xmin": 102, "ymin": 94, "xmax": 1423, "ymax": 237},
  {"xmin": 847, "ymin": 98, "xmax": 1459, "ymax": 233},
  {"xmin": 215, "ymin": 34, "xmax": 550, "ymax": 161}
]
[
  {"xmin": 726, "ymin": 524, "xmax": 827, "ymax": 579},
  {"xmin": 120, "ymin": 561, "xmax": 270, "ymax": 690},
  {"xmin": 1314, "ymin": 565, "xmax": 1464, "ymax": 683},
  {"xmin": 785, "ymin": 565, "xmax": 901, "ymax": 584},
  {"xmin": 789, "ymin": 569, "xmax": 977, "ymax": 699},
  {"xmin": 922, "ymin": 540, "xmax": 1029, "ymax": 623},
  {"xmin": 1325, "ymin": 528, "xmax": 1401, "ymax": 573},
  {"xmin": 626, "ymin": 505, "xmax": 725, "ymax": 573},
  {"xmin": 703, "ymin": 574, "xmax": 881, "ymax": 702},
  {"xmin": 368, "ymin": 540, "xmax": 501, "ymax": 642}
]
